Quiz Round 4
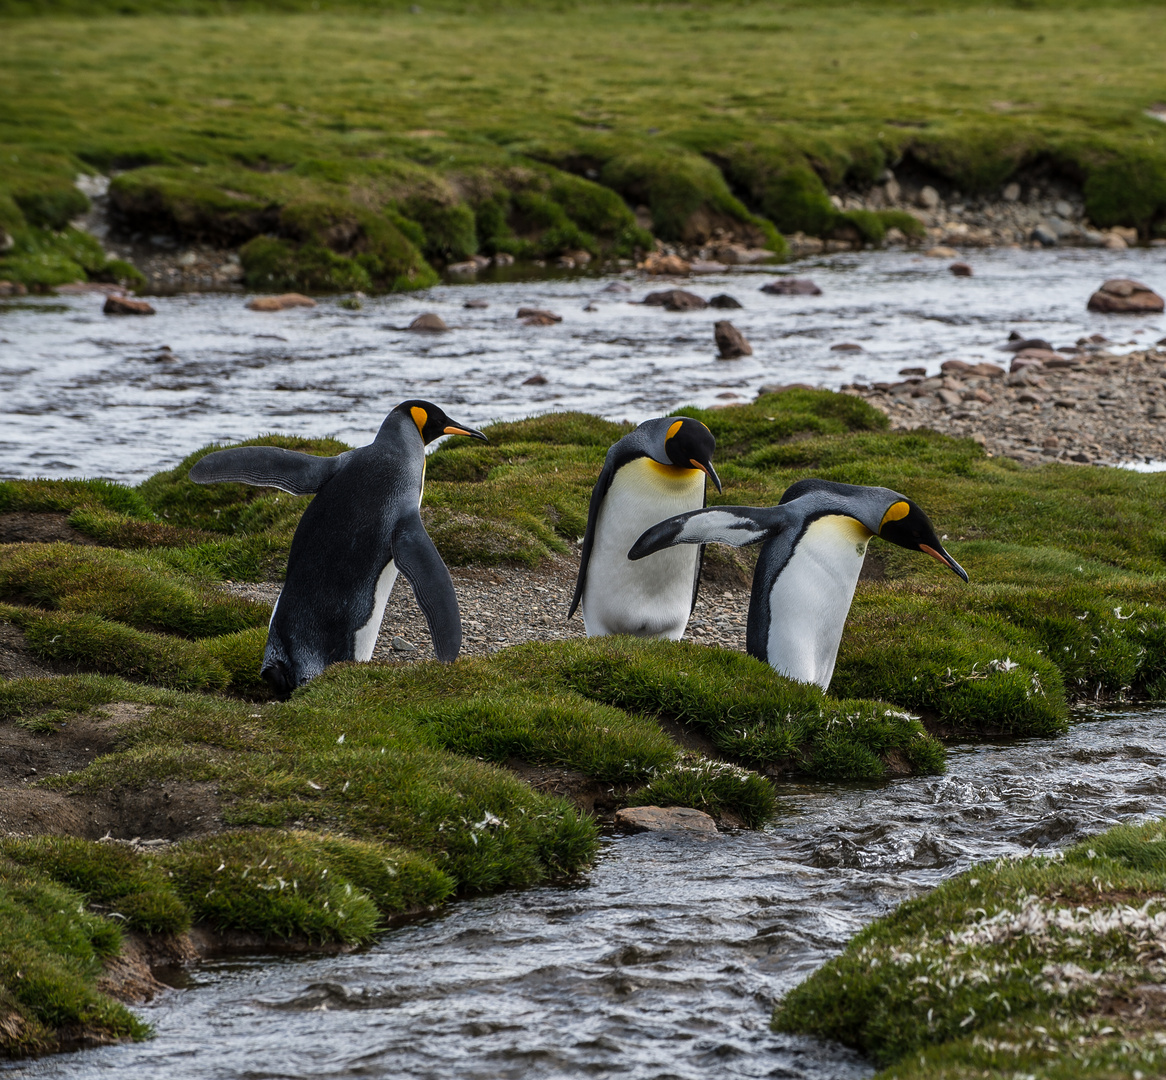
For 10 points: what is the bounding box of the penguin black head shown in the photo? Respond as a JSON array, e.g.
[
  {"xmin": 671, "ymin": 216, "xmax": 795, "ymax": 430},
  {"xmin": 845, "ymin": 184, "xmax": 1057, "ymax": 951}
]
[
  {"xmin": 661, "ymin": 417, "xmax": 722, "ymax": 493},
  {"xmin": 394, "ymin": 400, "xmax": 488, "ymax": 445},
  {"xmin": 876, "ymin": 497, "xmax": 968, "ymax": 582}
]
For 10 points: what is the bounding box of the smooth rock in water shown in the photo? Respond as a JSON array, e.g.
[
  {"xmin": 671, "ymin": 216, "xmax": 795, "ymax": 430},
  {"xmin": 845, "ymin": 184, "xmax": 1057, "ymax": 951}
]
[
  {"xmin": 615, "ymin": 805, "xmax": 718, "ymax": 837},
  {"xmin": 830, "ymin": 342, "xmax": 863, "ymax": 352},
  {"xmin": 1104, "ymin": 233, "xmax": 1128, "ymax": 250},
  {"xmin": 950, "ymin": 262, "xmax": 973, "ymax": 277},
  {"xmin": 642, "ymin": 289, "xmax": 707, "ymax": 311},
  {"xmin": 1087, "ymin": 279, "xmax": 1165, "ymax": 314},
  {"xmin": 640, "ymin": 252, "xmax": 691, "ymax": 276},
  {"xmin": 713, "ymin": 244, "xmax": 773, "ymax": 266},
  {"xmin": 0, "ymin": 279, "xmax": 28, "ymax": 296},
  {"xmin": 708, "ymin": 293, "xmax": 742, "ymax": 309},
  {"xmin": 446, "ymin": 261, "xmax": 478, "ymax": 276},
  {"xmin": 689, "ymin": 260, "xmax": 729, "ymax": 275},
  {"xmin": 492, "ymin": 252, "xmax": 515, "ymax": 266},
  {"xmin": 463, "ymin": 298, "xmax": 489, "ymax": 309},
  {"xmin": 104, "ymin": 295, "xmax": 155, "ymax": 315},
  {"xmin": 917, "ymin": 185, "xmax": 940, "ymax": 209},
  {"xmin": 1158, "ymin": 336, "xmax": 1166, "ymax": 347},
  {"xmin": 925, "ymin": 246, "xmax": 958, "ymax": 258},
  {"xmin": 1000, "ymin": 337, "xmax": 1054, "ymax": 353},
  {"xmin": 601, "ymin": 281, "xmax": 631, "ymax": 293},
  {"xmin": 247, "ymin": 293, "xmax": 316, "ymax": 312},
  {"xmin": 408, "ymin": 313, "xmax": 448, "ymax": 332},
  {"xmin": 522, "ymin": 373, "xmax": 548, "ymax": 385},
  {"xmin": 1030, "ymin": 223, "xmax": 1059, "ymax": 247},
  {"xmin": 899, "ymin": 366, "xmax": 927, "ymax": 376},
  {"xmin": 517, "ymin": 307, "xmax": 562, "ymax": 323},
  {"xmin": 760, "ymin": 278, "xmax": 821, "ymax": 296},
  {"xmin": 391, "ymin": 636, "xmax": 416, "ymax": 652},
  {"xmin": 566, "ymin": 249, "xmax": 592, "ymax": 265},
  {"xmin": 714, "ymin": 320, "xmax": 752, "ymax": 359}
]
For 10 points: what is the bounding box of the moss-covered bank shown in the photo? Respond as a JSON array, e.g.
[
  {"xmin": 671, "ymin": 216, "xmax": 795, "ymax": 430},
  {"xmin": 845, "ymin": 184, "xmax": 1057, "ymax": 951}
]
[
  {"xmin": 774, "ymin": 817, "xmax": 1166, "ymax": 1079},
  {"xmin": 3, "ymin": 3, "xmax": 1166, "ymax": 291}
]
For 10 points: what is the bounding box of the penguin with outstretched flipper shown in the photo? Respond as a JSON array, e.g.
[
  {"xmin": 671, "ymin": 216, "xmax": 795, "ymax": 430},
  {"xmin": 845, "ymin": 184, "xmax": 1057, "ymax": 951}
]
[
  {"xmin": 568, "ymin": 416, "xmax": 721, "ymax": 640},
  {"xmin": 190, "ymin": 400, "xmax": 487, "ymax": 697},
  {"xmin": 628, "ymin": 479, "xmax": 967, "ymax": 690}
]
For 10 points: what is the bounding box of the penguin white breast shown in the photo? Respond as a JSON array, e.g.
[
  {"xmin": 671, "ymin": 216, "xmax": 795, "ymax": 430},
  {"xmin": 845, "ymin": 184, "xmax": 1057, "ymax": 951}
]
[
  {"xmin": 583, "ymin": 459, "xmax": 706, "ymax": 639},
  {"xmin": 766, "ymin": 515, "xmax": 871, "ymax": 690},
  {"xmin": 352, "ymin": 559, "xmax": 399, "ymax": 662}
]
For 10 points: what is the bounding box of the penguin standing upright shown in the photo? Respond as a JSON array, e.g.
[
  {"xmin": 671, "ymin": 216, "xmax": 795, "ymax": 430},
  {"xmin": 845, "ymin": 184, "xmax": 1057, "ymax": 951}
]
[
  {"xmin": 568, "ymin": 416, "xmax": 721, "ymax": 639},
  {"xmin": 629, "ymin": 479, "xmax": 967, "ymax": 690},
  {"xmin": 189, "ymin": 400, "xmax": 487, "ymax": 697}
]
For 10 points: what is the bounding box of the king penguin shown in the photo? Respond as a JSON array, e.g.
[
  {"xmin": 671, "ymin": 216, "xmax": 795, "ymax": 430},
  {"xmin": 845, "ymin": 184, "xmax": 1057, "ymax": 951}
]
[
  {"xmin": 189, "ymin": 400, "xmax": 487, "ymax": 698},
  {"xmin": 568, "ymin": 416, "xmax": 721, "ymax": 639},
  {"xmin": 628, "ymin": 478, "xmax": 968, "ymax": 690}
]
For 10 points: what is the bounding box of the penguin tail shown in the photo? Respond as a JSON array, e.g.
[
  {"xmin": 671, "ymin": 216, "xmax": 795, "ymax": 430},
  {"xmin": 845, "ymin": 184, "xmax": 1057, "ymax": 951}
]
[
  {"xmin": 629, "ymin": 506, "xmax": 786, "ymax": 560},
  {"xmin": 261, "ymin": 659, "xmax": 297, "ymax": 700}
]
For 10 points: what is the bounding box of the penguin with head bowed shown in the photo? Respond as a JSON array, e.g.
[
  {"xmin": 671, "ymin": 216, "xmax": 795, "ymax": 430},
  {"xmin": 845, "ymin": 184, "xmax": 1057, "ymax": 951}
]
[
  {"xmin": 628, "ymin": 478, "xmax": 967, "ymax": 690},
  {"xmin": 568, "ymin": 416, "xmax": 721, "ymax": 639},
  {"xmin": 189, "ymin": 400, "xmax": 487, "ymax": 698}
]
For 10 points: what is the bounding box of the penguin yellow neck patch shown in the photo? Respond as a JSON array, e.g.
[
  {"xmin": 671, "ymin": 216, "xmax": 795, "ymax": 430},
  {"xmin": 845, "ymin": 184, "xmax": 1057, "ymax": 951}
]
[
  {"xmin": 879, "ymin": 500, "xmax": 910, "ymax": 531},
  {"xmin": 410, "ymin": 406, "xmax": 428, "ymax": 435},
  {"xmin": 664, "ymin": 419, "xmax": 684, "ymax": 441},
  {"xmin": 645, "ymin": 459, "xmax": 704, "ymax": 484}
]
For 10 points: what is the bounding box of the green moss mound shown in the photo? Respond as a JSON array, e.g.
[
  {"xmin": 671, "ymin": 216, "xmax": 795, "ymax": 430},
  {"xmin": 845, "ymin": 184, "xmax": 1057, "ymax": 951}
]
[{"xmin": 774, "ymin": 817, "xmax": 1166, "ymax": 1078}]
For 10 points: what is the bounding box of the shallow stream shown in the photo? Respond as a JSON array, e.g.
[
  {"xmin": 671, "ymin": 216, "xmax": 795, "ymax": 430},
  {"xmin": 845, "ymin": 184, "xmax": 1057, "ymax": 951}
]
[
  {"xmin": 2, "ymin": 248, "xmax": 1164, "ymax": 483},
  {"xmin": 5, "ymin": 706, "xmax": 1165, "ymax": 1080}
]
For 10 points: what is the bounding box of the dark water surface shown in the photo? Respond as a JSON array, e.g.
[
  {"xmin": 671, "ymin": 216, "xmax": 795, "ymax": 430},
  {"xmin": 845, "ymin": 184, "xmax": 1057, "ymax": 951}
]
[
  {"xmin": 2, "ymin": 248, "xmax": 1164, "ymax": 482},
  {"xmin": 6, "ymin": 706, "xmax": 1165, "ymax": 1080}
]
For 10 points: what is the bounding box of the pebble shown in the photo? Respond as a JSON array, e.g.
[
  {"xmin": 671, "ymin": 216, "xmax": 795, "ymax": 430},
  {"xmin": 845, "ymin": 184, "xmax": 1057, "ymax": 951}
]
[
  {"xmin": 950, "ymin": 262, "xmax": 973, "ymax": 277},
  {"xmin": 463, "ymin": 299, "xmax": 489, "ymax": 309}
]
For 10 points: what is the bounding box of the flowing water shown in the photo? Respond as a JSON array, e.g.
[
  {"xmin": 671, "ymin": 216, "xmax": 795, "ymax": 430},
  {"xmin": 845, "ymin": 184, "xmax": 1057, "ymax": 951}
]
[
  {"xmin": 5, "ymin": 706, "xmax": 1165, "ymax": 1080},
  {"xmin": 2, "ymin": 248, "xmax": 1164, "ymax": 483}
]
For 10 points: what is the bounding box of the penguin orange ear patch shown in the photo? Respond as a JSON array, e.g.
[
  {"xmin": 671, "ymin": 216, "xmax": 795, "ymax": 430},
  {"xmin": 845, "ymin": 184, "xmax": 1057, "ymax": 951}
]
[
  {"xmin": 410, "ymin": 406, "xmax": 428, "ymax": 434},
  {"xmin": 879, "ymin": 501, "xmax": 911, "ymax": 530},
  {"xmin": 665, "ymin": 419, "xmax": 684, "ymax": 441}
]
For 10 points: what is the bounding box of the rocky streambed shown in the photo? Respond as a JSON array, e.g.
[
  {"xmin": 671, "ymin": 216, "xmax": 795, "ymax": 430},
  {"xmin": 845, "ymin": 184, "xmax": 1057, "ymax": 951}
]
[{"xmin": 842, "ymin": 339, "xmax": 1166, "ymax": 467}]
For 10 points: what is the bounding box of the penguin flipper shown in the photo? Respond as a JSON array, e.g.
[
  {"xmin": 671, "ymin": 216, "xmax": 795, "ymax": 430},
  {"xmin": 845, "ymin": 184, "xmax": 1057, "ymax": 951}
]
[
  {"xmin": 630, "ymin": 505, "xmax": 788, "ymax": 560},
  {"xmin": 189, "ymin": 446, "xmax": 344, "ymax": 495},
  {"xmin": 567, "ymin": 453, "xmax": 620, "ymax": 619},
  {"xmin": 393, "ymin": 515, "xmax": 462, "ymax": 662}
]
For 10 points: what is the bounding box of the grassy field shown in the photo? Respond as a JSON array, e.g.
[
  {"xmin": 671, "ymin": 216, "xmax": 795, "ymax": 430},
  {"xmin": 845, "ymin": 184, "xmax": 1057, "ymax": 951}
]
[
  {"xmin": 2, "ymin": 1, "xmax": 1165, "ymax": 288},
  {"xmin": 774, "ymin": 817, "xmax": 1166, "ymax": 1079}
]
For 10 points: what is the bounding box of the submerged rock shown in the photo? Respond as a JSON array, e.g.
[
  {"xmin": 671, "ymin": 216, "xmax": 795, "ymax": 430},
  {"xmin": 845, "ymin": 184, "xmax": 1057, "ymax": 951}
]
[
  {"xmin": 708, "ymin": 293, "xmax": 742, "ymax": 309},
  {"xmin": 615, "ymin": 806, "xmax": 718, "ymax": 837},
  {"xmin": 408, "ymin": 313, "xmax": 449, "ymax": 332},
  {"xmin": 247, "ymin": 293, "xmax": 316, "ymax": 312},
  {"xmin": 104, "ymin": 295, "xmax": 155, "ymax": 315},
  {"xmin": 760, "ymin": 278, "xmax": 821, "ymax": 296}
]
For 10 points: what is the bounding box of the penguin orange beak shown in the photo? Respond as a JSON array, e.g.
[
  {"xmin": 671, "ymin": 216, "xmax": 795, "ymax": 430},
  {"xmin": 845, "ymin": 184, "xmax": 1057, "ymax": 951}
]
[
  {"xmin": 920, "ymin": 543, "xmax": 969, "ymax": 582},
  {"xmin": 689, "ymin": 458, "xmax": 723, "ymax": 493},
  {"xmin": 443, "ymin": 425, "xmax": 489, "ymax": 442}
]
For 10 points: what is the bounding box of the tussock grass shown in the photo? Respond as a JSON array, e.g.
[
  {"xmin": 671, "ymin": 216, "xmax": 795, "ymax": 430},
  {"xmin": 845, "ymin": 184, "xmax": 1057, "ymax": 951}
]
[
  {"xmin": 774, "ymin": 818, "xmax": 1166, "ymax": 1079},
  {"xmin": 0, "ymin": 858, "xmax": 147, "ymax": 1056}
]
